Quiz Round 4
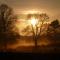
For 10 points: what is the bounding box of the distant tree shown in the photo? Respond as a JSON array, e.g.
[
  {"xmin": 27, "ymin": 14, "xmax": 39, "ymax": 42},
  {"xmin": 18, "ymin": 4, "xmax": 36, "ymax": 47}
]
[
  {"xmin": 22, "ymin": 13, "xmax": 49, "ymax": 49},
  {"xmin": 47, "ymin": 19, "xmax": 60, "ymax": 40},
  {"xmin": 0, "ymin": 4, "xmax": 18, "ymax": 50},
  {"xmin": 47, "ymin": 19, "xmax": 60, "ymax": 33},
  {"xmin": 50, "ymin": 19, "xmax": 59, "ymax": 28}
]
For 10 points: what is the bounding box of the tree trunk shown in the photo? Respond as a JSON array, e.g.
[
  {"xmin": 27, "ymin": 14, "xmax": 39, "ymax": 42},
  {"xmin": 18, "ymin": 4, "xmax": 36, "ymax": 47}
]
[
  {"xmin": 35, "ymin": 37, "xmax": 37, "ymax": 48},
  {"xmin": 31, "ymin": 24, "xmax": 38, "ymax": 52},
  {"xmin": 33, "ymin": 36, "xmax": 38, "ymax": 52}
]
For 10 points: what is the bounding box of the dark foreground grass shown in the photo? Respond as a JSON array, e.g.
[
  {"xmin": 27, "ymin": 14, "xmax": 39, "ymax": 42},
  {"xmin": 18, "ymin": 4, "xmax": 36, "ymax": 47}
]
[{"xmin": 0, "ymin": 46, "xmax": 60, "ymax": 53}]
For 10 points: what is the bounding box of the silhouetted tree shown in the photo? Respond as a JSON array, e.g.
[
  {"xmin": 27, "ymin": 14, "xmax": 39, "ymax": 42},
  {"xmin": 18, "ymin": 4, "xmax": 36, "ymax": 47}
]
[
  {"xmin": 22, "ymin": 13, "xmax": 49, "ymax": 50},
  {"xmin": 50, "ymin": 19, "xmax": 59, "ymax": 29},
  {"xmin": 47, "ymin": 19, "xmax": 60, "ymax": 40},
  {"xmin": 0, "ymin": 4, "xmax": 18, "ymax": 51}
]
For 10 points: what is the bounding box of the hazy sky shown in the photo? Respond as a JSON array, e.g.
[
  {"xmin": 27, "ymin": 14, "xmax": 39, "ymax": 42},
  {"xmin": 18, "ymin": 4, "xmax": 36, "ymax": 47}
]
[
  {"xmin": 0, "ymin": 0, "xmax": 60, "ymax": 36},
  {"xmin": 0, "ymin": 0, "xmax": 60, "ymax": 19}
]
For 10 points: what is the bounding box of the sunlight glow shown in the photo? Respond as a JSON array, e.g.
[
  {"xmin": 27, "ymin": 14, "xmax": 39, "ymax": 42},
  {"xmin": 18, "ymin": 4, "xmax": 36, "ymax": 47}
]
[{"xmin": 30, "ymin": 17, "xmax": 38, "ymax": 26}]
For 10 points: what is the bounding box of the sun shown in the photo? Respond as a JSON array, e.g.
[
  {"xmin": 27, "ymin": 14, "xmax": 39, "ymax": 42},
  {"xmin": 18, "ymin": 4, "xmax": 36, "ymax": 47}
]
[{"xmin": 30, "ymin": 17, "xmax": 38, "ymax": 26}]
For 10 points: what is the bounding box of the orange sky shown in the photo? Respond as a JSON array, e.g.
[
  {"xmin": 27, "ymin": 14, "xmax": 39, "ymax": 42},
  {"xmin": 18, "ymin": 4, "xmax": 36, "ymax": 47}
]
[
  {"xmin": 0, "ymin": 0, "xmax": 60, "ymax": 36},
  {"xmin": 0, "ymin": 0, "xmax": 60, "ymax": 19}
]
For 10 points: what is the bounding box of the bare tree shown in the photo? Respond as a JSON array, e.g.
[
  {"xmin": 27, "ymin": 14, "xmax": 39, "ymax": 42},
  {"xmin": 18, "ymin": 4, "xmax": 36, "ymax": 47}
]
[
  {"xmin": 22, "ymin": 13, "xmax": 49, "ymax": 49},
  {"xmin": 38, "ymin": 13, "xmax": 49, "ymax": 36}
]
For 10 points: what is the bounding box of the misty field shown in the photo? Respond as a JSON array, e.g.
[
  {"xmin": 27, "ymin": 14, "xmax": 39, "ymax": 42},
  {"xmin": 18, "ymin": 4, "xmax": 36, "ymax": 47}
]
[{"xmin": 0, "ymin": 35, "xmax": 60, "ymax": 53}]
